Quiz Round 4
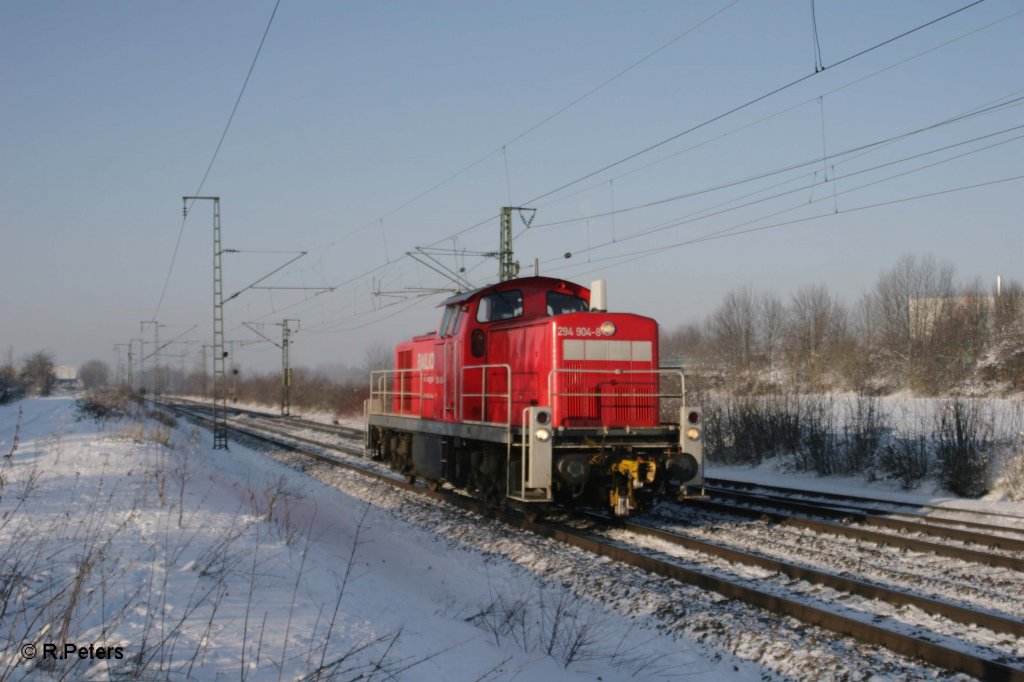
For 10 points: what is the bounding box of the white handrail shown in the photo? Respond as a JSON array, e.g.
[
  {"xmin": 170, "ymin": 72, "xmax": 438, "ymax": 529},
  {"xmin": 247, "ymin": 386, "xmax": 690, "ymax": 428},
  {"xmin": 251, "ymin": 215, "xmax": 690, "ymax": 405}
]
[
  {"xmin": 460, "ymin": 363, "xmax": 512, "ymax": 426},
  {"xmin": 368, "ymin": 368, "xmax": 427, "ymax": 419}
]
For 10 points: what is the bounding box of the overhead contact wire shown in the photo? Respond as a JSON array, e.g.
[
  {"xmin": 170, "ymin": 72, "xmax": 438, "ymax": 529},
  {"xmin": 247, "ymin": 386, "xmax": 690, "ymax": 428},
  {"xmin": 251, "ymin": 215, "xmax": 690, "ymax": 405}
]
[{"xmin": 151, "ymin": 0, "xmax": 282, "ymax": 320}]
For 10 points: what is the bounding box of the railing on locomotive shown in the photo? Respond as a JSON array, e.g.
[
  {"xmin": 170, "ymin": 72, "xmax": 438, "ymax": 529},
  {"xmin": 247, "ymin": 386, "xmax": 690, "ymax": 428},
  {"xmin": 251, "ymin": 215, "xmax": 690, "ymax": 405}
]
[
  {"xmin": 459, "ymin": 363, "xmax": 513, "ymax": 426},
  {"xmin": 546, "ymin": 367, "xmax": 686, "ymax": 424},
  {"xmin": 368, "ymin": 368, "xmax": 426, "ymax": 419}
]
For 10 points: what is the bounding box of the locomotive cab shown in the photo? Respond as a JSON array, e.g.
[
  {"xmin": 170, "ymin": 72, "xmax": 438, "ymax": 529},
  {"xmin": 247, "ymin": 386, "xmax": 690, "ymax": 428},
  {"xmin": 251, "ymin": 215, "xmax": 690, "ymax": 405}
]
[{"xmin": 365, "ymin": 276, "xmax": 704, "ymax": 516}]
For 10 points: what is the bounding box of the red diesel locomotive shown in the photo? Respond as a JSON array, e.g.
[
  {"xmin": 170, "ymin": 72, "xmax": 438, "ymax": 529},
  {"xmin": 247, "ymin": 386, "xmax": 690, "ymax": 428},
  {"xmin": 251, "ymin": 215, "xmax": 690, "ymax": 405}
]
[{"xmin": 364, "ymin": 275, "xmax": 703, "ymax": 517}]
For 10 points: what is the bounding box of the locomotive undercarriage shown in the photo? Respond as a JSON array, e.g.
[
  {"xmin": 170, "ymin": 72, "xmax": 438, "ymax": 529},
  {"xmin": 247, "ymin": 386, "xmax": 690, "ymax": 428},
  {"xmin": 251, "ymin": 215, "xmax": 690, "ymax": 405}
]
[{"xmin": 367, "ymin": 422, "xmax": 695, "ymax": 517}]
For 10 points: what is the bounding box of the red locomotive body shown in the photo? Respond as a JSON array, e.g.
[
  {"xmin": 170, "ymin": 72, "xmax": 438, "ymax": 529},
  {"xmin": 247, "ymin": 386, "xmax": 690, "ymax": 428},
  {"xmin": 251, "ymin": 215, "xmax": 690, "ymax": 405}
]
[{"xmin": 365, "ymin": 275, "xmax": 703, "ymax": 516}]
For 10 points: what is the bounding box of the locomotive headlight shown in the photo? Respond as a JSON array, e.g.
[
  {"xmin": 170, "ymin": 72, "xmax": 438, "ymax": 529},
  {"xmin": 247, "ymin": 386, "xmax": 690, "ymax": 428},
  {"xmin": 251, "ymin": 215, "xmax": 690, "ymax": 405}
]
[
  {"xmin": 600, "ymin": 321, "xmax": 616, "ymax": 336},
  {"xmin": 686, "ymin": 427, "xmax": 701, "ymax": 441},
  {"xmin": 535, "ymin": 427, "xmax": 551, "ymax": 442}
]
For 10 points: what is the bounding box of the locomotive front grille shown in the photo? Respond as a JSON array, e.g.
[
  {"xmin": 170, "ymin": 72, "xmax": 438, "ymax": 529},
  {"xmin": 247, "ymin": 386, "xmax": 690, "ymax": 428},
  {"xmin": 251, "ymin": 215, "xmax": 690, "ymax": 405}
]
[{"xmin": 555, "ymin": 361, "xmax": 659, "ymax": 428}]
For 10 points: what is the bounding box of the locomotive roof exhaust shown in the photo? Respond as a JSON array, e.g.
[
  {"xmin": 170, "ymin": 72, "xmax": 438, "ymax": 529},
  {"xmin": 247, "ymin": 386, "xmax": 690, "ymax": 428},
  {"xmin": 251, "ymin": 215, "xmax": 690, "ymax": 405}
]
[{"xmin": 590, "ymin": 279, "xmax": 607, "ymax": 312}]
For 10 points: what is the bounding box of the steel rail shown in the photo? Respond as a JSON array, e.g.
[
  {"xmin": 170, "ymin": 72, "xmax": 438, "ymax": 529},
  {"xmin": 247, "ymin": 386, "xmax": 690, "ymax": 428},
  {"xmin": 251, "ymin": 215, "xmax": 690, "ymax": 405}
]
[
  {"xmin": 157, "ymin": 401, "xmax": 1024, "ymax": 681},
  {"xmin": 160, "ymin": 396, "xmax": 363, "ymax": 439},
  {"xmin": 691, "ymin": 497, "xmax": 1024, "ymax": 572},
  {"xmin": 530, "ymin": 518, "xmax": 1024, "ymax": 682},
  {"xmin": 707, "ymin": 477, "xmax": 1024, "ymax": 523},
  {"xmin": 703, "ymin": 487, "xmax": 1024, "ymax": 558},
  {"xmin": 595, "ymin": 513, "xmax": 1024, "ymax": 637},
  {"xmin": 705, "ymin": 479, "xmax": 1024, "ymax": 538}
]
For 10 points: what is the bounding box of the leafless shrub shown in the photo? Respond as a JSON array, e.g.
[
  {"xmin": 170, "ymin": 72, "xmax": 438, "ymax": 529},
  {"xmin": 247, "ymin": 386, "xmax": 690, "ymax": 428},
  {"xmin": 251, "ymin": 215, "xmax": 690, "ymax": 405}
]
[
  {"xmin": 119, "ymin": 422, "xmax": 146, "ymax": 441},
  {"xmin": 464, "ymin": 584, "xmax": 616, "ymax": 671},
  {"xmin": 147, "ymin": 425, "xmax": 171, "ymax": 447},
  {"xmin": 878, "ymin": 435, "xmax": 930, "ymax": 489},
  {"xmin": 793, "ymin": 394, "xmax": 840, "ymax": 475},
  {"xmin": 703, "ymin": 393, "xmax": 801, "ymax": 465},
  {"xmin": 840, "ymin": 393, "xmax": 889, "ymax": 474},
  {"xmin": 147, "ymin": 408, "xmax": 178, "ymax": 428},
  {"xmin": 77, "ymin": 391, "xmax": 130, "ymax": 423},
  {"xmin": 467, "ymin": 593, "xmax": 531, "ymax": 649},
  {"xmin": 935, "ymin": 397, "xmax": 992, "ymax": 497},
  {"xmin": 5, "ymin": 406, "xmax": 22, "ymax": 458},
  {"xmin": 1000, "ymin": 446, "xmax": 1024, "ymax": 502}
]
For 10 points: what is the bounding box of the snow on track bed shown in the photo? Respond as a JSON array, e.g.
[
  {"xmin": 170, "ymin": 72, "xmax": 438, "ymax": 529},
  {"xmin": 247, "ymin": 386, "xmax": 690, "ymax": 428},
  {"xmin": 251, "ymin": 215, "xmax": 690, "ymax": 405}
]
[
  {"xmin": 201, "ymin": 405, "xmax": 1007, "ymax": 675},
  {"xmin": 704, "ymin": 484, "xmax": 1024, "ymax": 553},
  {"xmin": 592, "ymin": 516, "xmax": 1024, "ymax": 668},
  {"xmin": 648, "ymin": 504, "xmax": 1024, "ymax": 617},
  {"xmin": 160, "ymin": 397, "xmax": 1024, "ymax": 678},
  {"xmin": 706, "ymin": 477, "xmax": 1024, "ymax": 527},
  {"xmin": 257, "ymin": 444, "xmax": 979, "ymax": 680}
]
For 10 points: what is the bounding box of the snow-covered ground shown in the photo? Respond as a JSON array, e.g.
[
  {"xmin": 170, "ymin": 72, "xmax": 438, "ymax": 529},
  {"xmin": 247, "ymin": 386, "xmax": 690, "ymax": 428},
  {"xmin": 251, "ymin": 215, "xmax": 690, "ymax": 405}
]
[
  {"xmin": 0, "ymin": 397, "xmax": 760, "ymax": 681},
  {"xmin": 708, "ymin": 458, "xmax": 1024, "ymax": 517}
]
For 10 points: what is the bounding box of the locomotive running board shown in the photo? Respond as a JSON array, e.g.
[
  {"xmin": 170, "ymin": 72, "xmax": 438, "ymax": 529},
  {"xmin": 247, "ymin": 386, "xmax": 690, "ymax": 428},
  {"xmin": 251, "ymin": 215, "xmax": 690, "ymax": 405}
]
[{"xmin": 366, "ymin": 413, "xmax": 513, "ymax": 445}]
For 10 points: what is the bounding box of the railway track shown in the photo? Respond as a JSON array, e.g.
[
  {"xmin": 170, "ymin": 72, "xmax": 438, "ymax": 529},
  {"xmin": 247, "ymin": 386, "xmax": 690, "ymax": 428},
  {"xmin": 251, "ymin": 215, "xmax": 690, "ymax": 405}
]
[
  {"xmin": 707, "ymin": 477, "xmax": 1024, "ymax": 525},
  {"xmin": 153, "ymin": 398, "xmax": 1024, "ymax": 680},
  {"xmin": 697, "ymin": 481, "xmax": 1024, "ymax": 572}
]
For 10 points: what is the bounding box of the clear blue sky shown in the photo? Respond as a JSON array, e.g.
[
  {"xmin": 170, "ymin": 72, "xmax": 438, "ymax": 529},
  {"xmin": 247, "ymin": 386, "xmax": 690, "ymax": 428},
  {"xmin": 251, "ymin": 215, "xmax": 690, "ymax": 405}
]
[{"xmin": 2, "ymin": 0, "xmax": 1021, "ymax": 374}]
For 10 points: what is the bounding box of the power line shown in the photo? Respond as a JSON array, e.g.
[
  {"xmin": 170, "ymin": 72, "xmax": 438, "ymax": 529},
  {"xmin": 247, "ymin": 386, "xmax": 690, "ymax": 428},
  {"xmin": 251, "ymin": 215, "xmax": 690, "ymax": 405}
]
[
  {"xmin": 520, "ymin": 0, "xmax": 987, "ymax": 208},
  {"xmin": 151, "ymin": 0, "xmax": 282, "ymax": 321},
  {"xmin": 287, "ymin": 0, "xmax": 995, "ymax": 305},
  {"xmin": 220, "ymin": 0, "xmax": 998, "ymax": 341},
  {"xmin": 548, "ymin": 126, "xmax": 1024, "ymax": 265},
  {"xmin": 528, "ymin": 96, "xmax": 1024, "ymax": 229},
  {"xmin": 558, "ymin": 174, "xmax": 1024, "ymax": 278},
  {"xmin": 297, "ymin": 1, "xmax": 740, "ymax": 258},
  {"xmin": 522, "ymin": 8, "xmax": 1024, "ymax": 218}
]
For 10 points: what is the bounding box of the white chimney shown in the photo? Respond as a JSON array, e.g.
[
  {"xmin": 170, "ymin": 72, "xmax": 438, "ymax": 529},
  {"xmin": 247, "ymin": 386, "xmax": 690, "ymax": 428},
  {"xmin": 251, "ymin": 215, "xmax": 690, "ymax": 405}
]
[{"xmin": 590, "ymin": 279, "xmax": 607, "ymax": 312}]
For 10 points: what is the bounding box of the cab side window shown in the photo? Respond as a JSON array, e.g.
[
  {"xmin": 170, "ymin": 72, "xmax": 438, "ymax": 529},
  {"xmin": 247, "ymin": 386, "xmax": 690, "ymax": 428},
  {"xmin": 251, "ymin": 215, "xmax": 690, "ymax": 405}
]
[
  {"xmin": 438, "ymin": 306, "xmax": 455, "ymax": 337},
  {"xmin": 476, "ymin": 291, "xmax": 523, "ymax": 323},
  {"xmin": 450, "ymin": 305, "xmax": 466, "ymax": 336}
]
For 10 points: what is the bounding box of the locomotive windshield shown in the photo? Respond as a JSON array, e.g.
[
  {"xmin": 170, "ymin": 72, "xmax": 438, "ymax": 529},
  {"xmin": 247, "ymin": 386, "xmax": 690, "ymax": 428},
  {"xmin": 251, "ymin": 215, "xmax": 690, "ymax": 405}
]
[
  {"xmin": 546, "ymin": 291, "xmax": 588, "ymax": 316},
  {"xmin": 477, "ymin": 290, "xmax": 523, "ymax": 323}
]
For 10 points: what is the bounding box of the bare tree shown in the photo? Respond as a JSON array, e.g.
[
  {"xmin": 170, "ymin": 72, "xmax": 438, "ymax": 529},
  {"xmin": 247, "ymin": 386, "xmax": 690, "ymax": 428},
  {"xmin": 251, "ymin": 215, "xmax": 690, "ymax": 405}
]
[
  {"xmin": 759, "ymin": 292, "xmax": 786, "ymax": 370},
  {"xmin": 79, "ymin": 359, "xmax": 110, "ymax": 390},
  {"xmin": 866, "ymin": 254, "xmax": 954, "ymax": 367},
  {"xmin": 361, "ymin": 341, "xmax": 394, "ymax": 374},
  {"xmin": 20, "ymin": 350, "xmax": 56, "ymax": 396},
  {"xmin": 989, "ymin": 279, "xmax": 1024, "ymax": 389},
  {"xmin": 660, "ymin": 322, "xmax": 707, "ymax": 365},
  {"xmin": 785, "ymin": 284, "xmax": 847, "ymax": 387},
  {"xmin": 708, "ymin": 286, "xmax": 759, "ymax": 370},
  {"xmin": 0, "ymin": 346, "xmax": 22, "ymax": 404}
]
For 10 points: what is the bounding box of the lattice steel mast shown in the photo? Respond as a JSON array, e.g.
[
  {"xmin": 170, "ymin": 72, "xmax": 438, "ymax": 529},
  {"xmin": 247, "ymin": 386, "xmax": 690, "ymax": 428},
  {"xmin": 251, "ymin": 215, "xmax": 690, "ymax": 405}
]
[
  {"xmin": 184, "ymin": 196, "xmax": 228, "ymax": 449},
  {"xmin": 498, "ymin": 207, "xmax": 535, "ymax": 282}
]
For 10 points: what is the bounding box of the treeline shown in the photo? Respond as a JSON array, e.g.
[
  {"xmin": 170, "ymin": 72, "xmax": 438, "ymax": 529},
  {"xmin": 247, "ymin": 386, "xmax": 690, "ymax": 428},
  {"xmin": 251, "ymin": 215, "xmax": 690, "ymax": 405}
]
[
  {"xmin": 662, "ymin": 254, "xmax": 1024, "ymax": 395},
  {"xmin": 0, "ymin": 349, "xmax": 57, "ymax": 403},
  {"xmin": 176, "ymin": 367, "xmax": 369, "ymax": 417}
]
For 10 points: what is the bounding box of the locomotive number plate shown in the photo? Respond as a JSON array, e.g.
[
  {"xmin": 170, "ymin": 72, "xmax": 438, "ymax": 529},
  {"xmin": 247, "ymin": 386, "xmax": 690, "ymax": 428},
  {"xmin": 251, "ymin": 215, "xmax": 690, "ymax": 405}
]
[{"xmin": 557, "ymin": 326, "xmax": 603, "ymax": 337}]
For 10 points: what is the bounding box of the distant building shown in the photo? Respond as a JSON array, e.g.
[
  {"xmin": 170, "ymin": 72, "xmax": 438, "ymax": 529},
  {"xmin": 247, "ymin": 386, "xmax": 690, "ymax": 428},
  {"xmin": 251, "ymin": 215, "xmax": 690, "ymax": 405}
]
[
  {"xmin": 908, "ymin": 295, "xmax": 995, "ymax": 340},
  {"xmin": 54, "ymin": 366, "xmax": 80, "ymax": 389}
]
